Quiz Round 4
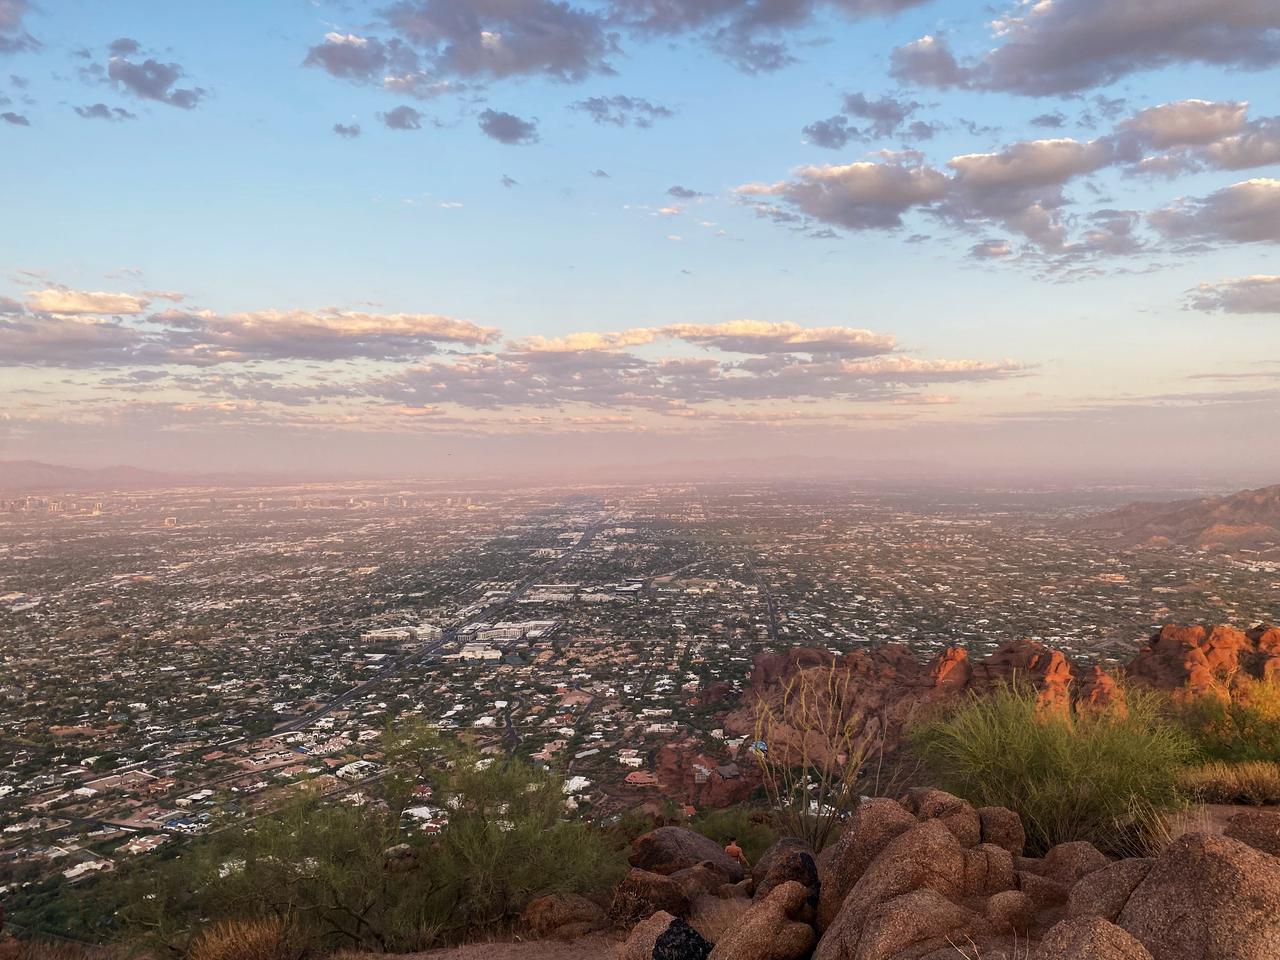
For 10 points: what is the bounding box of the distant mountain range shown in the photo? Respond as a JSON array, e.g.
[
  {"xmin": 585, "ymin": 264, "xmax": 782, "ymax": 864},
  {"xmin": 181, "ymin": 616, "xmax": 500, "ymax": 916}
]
[
  {"xmin": 1076, "ymin": 482, "xmax": 1280, "ymax": 552},
  {"xmin": 0, "ymin": 460, "xmax": 197, "ymax": 493}
]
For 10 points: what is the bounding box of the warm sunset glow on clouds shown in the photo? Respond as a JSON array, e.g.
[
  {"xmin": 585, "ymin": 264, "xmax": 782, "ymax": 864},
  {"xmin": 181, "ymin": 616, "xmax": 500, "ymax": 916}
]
[{"xmin": 1, "ymin": 0, "xmax": 1277, "ymax": 479}]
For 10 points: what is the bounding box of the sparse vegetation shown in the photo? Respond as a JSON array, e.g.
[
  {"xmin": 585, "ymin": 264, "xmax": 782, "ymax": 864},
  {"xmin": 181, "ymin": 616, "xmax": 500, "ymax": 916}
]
[
  {"xmin": 1173, "ymin": 677, "xmax": 1280, "ymax": 763},
  {"xmin": 910, "ymin": 684, "xmax": 1196, "ymax": 855},
  {"xmin": 1179, "ymin": 760, "xmax": 1280, "ymax": 805},
  {"xmin": 752, "ymin": 662, "xmax": 889, "ymax": 852},
  {"xmin": 188, "ymin": 919, "xmax": 302, "ymax": 960}
]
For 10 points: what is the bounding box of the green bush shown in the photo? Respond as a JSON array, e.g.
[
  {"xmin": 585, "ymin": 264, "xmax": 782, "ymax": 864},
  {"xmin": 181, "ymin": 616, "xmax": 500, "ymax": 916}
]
[
  {"xmin": 119, "ymin": 734, "xmax": 625, "ymax": 954},
  {"xmin": 910, "ymin": 684, "xmax": 1195, "ymax": 856},
  {"xmin": 1174, "ymin": 679, "xmax": 1280, "ymax": 763}
]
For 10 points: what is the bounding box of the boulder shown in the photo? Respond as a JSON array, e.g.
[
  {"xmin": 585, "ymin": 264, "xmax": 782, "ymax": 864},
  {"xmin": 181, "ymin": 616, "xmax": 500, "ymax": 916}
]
[
  {"xmin": 1039, "ymin": 841, "xmax": 1109, "ymax": 884},
  {"xmin": 1066, "ymin": 858, "xmax": 1153, "ymax": 923},
  {"xmin": 708, "ymin": 880, "xmax": 816, "ymax": 960},
  {"xmin": 816, "ymin": 797, "xmax": 918, "ymax": 930},
  {"xmin": 618, "ymin": 911, "xmax": 676, "ymax": 960},
  {"xmin": 902, "ymin": 788, "xmax": 983, "ymax": 848},
  {"xmin": 752, "ymin": 839, "xmax": 818, "ymax": 901},
  {"xmin": 1117, "ymin": 832, "xmax": 1280, "ymax": 960},
  {"xmin": 523, "ymin": 892, "xmax": 608, "ymax": 940},
  {"xmin": 670, "ymin": 863, "xmax": 731, "ymax": 900},
  {"xmin": 977, "ymin": 806, "xmax": 1025, "ymax": 856},
  {"xmin": 632, "ymin": 827, "xmax": 745, "ymax": 881},
  {"xmin": 612, "ymin": 868, "xmax": 692, "ymax": 925},
  {"xmin": 962, "ymin": 843, "xmax": 1015, "ymax": 895},
  {"xmin": 1224, "ymin": 809, "xmax": 1280, "ymax": 857},
  {"xmin": 819, "ymin": 888, "xmax": 984, "ymax": 960},
  {"xmin": 985, "ymin": 889, "xmax": 1034, "ymax": 935},
  {"xmin": 1034, "ymin": 917, "xmax": 1153, "ymax": 960},
  {"xmin": 382, "ymin": 843, "xmax": 417, "ymax": 872},
  {"xmin": 818, "ymin": 820, "xmax": 967, "ymax": 956},
  {"xmin": 1016, "ymin": 871, "xmax": 1070, "ymax": 911},
  {"xmin": 753, "ymin": 838, "xmax": 817, "ymax": 899}
]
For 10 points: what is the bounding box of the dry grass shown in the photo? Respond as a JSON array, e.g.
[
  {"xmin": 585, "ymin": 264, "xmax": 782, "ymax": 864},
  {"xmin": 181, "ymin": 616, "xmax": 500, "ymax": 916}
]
[
  {"xmin": 686, "ymin": 895, "xmax": 748, "ymax": 945},
  {"xmin": 1179, "ymin": 760, "xmax": 1280, "ymax": 805},
  {"xmin": 188, "ymin": 918, "xmax": 302, "ymax": 960},
  {"xmin": 0, "ymin": 940, "xmax": 112, "ymax": 960}
]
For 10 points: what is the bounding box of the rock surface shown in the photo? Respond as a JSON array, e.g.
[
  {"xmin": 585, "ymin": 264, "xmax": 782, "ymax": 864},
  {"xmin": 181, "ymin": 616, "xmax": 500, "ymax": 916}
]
[
  {"xmin": 630, "ymin": 827, "xmax": 744, "ymax": 882},
  {"xmin": 1035, "ymin": 917, "xmax": 1154, "ymax": 960}
]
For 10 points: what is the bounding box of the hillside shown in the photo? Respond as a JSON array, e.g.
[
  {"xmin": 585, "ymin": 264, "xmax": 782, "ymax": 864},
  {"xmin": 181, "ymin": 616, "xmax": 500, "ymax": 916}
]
[
  {"xmin": 1075, "ymin": 483, "xmax": 1280, "ymax": 554},
  {"xmin": 0, "ymin": 460, "xmax": 197, "ymax": 493}
]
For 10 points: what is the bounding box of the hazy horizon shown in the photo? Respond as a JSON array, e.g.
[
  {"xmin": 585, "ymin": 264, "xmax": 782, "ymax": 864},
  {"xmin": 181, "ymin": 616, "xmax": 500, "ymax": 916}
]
[{"xmin": 2, "ymin": 1, "xmax": 1278, "ymax": 481}]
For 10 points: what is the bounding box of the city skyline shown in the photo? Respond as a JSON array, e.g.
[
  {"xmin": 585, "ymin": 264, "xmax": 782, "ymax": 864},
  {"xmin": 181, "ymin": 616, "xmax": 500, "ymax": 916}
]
[{"xmin": 2, "ymin": 0, "xmax": 1279, "ymax": 482}]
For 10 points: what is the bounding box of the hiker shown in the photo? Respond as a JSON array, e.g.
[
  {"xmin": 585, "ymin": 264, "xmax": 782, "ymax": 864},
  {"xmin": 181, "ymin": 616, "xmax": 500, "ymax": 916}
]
[{"xmin": 725, "ymin": 836, "xmax": 749, "ymax": 868}]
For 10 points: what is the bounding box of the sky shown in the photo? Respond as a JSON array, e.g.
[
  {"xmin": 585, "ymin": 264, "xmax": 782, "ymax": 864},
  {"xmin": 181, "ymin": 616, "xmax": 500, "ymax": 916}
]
[{"xmin": 1, "ymin": 0, "xmax": 1279, "ymax": 484}]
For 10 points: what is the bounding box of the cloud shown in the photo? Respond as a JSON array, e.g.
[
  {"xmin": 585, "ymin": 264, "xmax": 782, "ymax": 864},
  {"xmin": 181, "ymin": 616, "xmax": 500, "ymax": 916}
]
[
  {"xmin": 890, "ymin": 35, "xmax": 969, "ymax": 88},
  {"xmin": 1120, "ymin": 99, "xmax": 1247, "ymax": 148},
  {"xmin": 333, "ymin": 122, "xmax": 361, "ymax": 138},
  {"xmin": 0, "ymin": 0, "xmax": 37, "ymax": 54},
  {"xmin": 803, "ymin": 115, "xmax": 854, "ymax": 149},
  {"xmin": 108, "ymin": 37, "xmax": 140, "ymax": 56},
  {"xmin": 891, "ymin": 0, "xmax": 1280, "ymax": 95},
  {"xmin": 477, "ymin": 108, "xmax": 538, "ymax": 144},
  {"xmin": 380, "ymin": 104, "xmax": 423, "ymax": 129},
  {"xmin": 0, "ymin": 108, "xmax": 26, "ymax": 124},
  {"xmin": 0, "ymin": 315, "xmax": 145, "ymax": 366},
  {"xmin": 304, "ymin": 32, "xmax": 420, "ymax": 82},
  {"xmin": 570, "ymin": 94, "xmax": 674, "ymax": 127},
  {"xmin": 1149, "ymin": 179, "xmax": 1280, "ymax": 244},
  {"xmin": 512, "ymin": 319, "xmax": 897, "ymax": 358},
  {"xmin": 610, "ymin": 0, "xmax": 931, "ymax": 73},
  {"xmin": 74, "ymin": 102, "xmax": 136, "ymax": 121},
  {"xmin": 970, "ymin": 239, "xmax": 1013, "ymax": 259},
  {"xmin": 737, "ymin": 157, "xmax": 950, "ymax": 230},
  {"xmin": 841, "ymin": 92, "xmax": 923, "ymax": 138},
  {"xmin": 666, "ymin": 185, "xmax": 703, "ymax": 199},
  {"xmin": 379, "ymin": 0, "xmax": 617, "ymax": 82},
  {"xmin": 27, "ymin": 288, "xmax": 148, "ymax": 314},
  {"xmin": 1186, "ymin": 275, "xmax": 1280, "ymax": 313},
  {"xmin": 108, "ymin": 56, "xmax": 205, "ymax": 109}
]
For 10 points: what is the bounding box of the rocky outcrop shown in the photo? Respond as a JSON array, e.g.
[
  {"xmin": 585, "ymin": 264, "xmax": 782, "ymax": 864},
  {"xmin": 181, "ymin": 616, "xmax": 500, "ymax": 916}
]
[
  {"xmin": 1035, "ymin": 918, "xmax": 1154, "ymax": 960},
  {"xmin": 707, "ymin": 881, "xmax": 816, "ymax": 960},
  {"xmin": 751, "ymin": 838, "xmax": 818, "ymax": 902},
  {"xmin": 612, "ymin": 869, "xmax": 692, "ymax": 925},
  {"xmin": 1116, "ymin": 833, "xmax": 1280, "ymax": 960},
  {"xmin": 630, "ymin": 827, "xmax": 745, "ymax": 883},
  {"xmin": 614, "ymin": 790, "xmax": 1280, "ymax": 960},
  {"xmin": 524, "ymin": 893, "xmax": 609, "ymax": 940},
  {"xmin": 618, "ymin": 912, "xmax": 713, "ymax": 960},
  {"xmin": 726, "ymin": 624, "xmax": 1278, "ymax": 768},
  {"xmin": 1224, "ymin": 808, "xmax": 1280, "ymax": 858}
]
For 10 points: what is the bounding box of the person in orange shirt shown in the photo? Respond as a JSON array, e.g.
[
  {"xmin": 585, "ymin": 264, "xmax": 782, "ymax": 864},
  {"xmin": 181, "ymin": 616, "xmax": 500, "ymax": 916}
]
[{"xmin": 724, "ymin": 836, "xmax": 749, "ymax": 868}]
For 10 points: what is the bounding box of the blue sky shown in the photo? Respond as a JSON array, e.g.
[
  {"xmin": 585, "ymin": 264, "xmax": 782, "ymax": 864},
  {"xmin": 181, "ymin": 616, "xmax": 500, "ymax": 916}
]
[{"xmin": 1, "ymin": 0, "xmax": 1278, "ymax": 481}]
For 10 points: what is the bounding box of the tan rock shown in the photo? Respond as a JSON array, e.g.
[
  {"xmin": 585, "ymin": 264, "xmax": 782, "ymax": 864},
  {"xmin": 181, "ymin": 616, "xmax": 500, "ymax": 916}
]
[
  {"xmin": 977, "ymin": 806, "xmax": 1025, "ymax": 856},
  {"xmin": 631, "ymin": 826, "xmax": 744, "ymax": 881},
  {"xmin": 752, "ymin": 838, "xmax": 818, "ymax": 900},
  {"xmin": 962, "ymin": 843, "xmax": 1015, "ymax": 895},
  {"xmin": 611, "ymin": 868, "xmax": 692, "ymax": 926},
  {"xmin": 1040, "ymin": 841, "xmax": 1109, "ymax": 884},
  {"xmin": 829, "ymin": 888, "xmax": 984, "ymax": 960},
  {"xmin": 816, "ymin": 797, "xmax": 917, "ymax": 931},
  {"xmin": 1066, "ymin": 858, "xmax": 1153, "ymax": 923},
  {"xmin": 985, "ymin": 889, "xmax": 1034, "ymax": 935},
  {"xmin": 708, "ymin": 880, "xmax": 815, "ymax": 960},
  {"xmin": 902, "ymin": 787, "xmax": 983, "ymax": 848},
  {"xmin": 1016, "ymin": 871, "xmax": 1070, "ymax": 911},
  {"xmin": 1034, "ymin": 917, "xmax": 1153, "ymax": 960},
  {"xmin": 523, "ymin": 892, "xmax": 608, "ymax": 940},
  {"xmin": 1117, "ymin": 832, "xmax": 1280, "ymax": 960},
  {"xmin": 616, "ymin": 910, "xmax": 675, "ymax": 960},
  {"xmin": 1224, "ymin": 809, "xmax": 1280, "ymax": 858}
]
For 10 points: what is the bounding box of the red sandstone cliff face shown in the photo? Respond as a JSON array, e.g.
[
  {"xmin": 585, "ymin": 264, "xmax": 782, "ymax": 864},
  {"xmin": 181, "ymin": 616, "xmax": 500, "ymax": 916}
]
[{"xmin": 723, "ymin": 623, "xmax": 1279, "ymax": 755}]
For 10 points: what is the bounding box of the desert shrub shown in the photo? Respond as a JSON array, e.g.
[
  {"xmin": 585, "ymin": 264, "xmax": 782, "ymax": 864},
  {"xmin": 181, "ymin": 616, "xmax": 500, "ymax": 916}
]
[
  {"xmin": 910, "ymin": 684, "xmax": 1195, "ymax": 855},
  {"xmin": 187, "ymin": 919, "xmax": 302, "ymax": 960},
  {"xmin": 689, "ymin": 807, "xmax": 779, "ymax": 865},
  {"xmin": 1179, "ymin": 760, "xmax": 1280, "ymax": 805},
  {"xmin": 1174, "ymin": 678, "xmax": 1280, "ymax": 763},
  {"xmin": 752, "ymin": 662, "xmax": 891, "ymax": 851},
  {"xmin": 120, "ymin": 731, "xmax": 624, "ymax": 954}
]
